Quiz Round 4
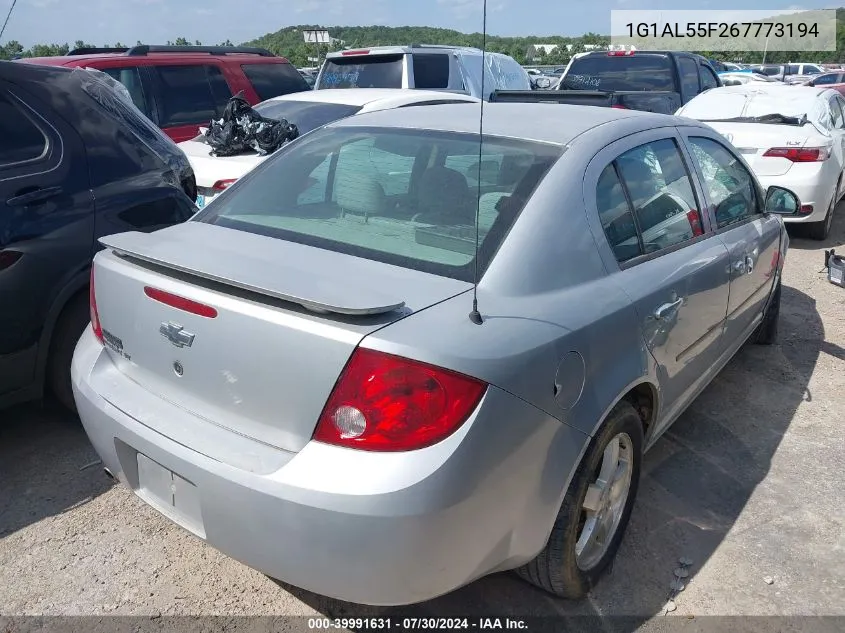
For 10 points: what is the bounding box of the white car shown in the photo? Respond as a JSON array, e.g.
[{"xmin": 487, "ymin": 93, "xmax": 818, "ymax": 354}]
[
  {"xmin": 677, "ymin": 84, "xmax": 845, "ymax": 239},
  {"xmin": 179, "ymin": 89, "xmax": 480, "ymax": 209}
]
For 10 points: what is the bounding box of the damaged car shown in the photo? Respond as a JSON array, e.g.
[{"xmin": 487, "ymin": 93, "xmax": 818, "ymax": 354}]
[{"xmin": 0, "ymin": 61, "xmax": 197, "ymax": 411}]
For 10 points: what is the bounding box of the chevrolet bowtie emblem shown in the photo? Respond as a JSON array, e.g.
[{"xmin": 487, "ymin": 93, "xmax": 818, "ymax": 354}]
[{"xmin": 159, "ymin": 322, "xmax": 195, "ymax": 348}]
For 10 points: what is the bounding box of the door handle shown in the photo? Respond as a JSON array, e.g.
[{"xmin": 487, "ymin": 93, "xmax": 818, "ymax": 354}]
[
  {"xmin": 654, "ymin": 297, "xmax": 684, "ymax": 320},
  {"xmin": 745, "ymin": 255, "xmax": 755, "ymax": 274},
  {"xmin": 6, "ymin": 186, "xmax": 63, "ymax": 207}
]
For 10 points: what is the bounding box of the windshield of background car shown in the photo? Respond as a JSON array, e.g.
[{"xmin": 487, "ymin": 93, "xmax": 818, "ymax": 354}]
[
  {"xmin": 253, "ymin": 100, "xmax": 363, "ymax": 134},
  {"xmin": 194, "ymin": 126, "xmax": 561, "ymax": 282},
  {"xmin": 317, "ymin": 55, "xmax": 404, "ymax": 89},
  {"xmin": 561, "ymin": 54, "xmax": 674, "ymax": 91}
]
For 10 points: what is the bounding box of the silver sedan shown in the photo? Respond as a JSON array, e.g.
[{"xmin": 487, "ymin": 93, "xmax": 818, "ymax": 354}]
[{"xmin": 72, "ymin": 103, "xmax": 795, "ymax": 605}]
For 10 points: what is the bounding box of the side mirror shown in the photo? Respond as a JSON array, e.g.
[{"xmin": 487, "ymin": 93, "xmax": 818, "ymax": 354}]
[
  {"xmin": 765, "ymin": 186, "xmax": 801, "ymax": 215},
  {"xmin": 533, "ymin": 76, "xmax": 552, "ymax": 90}
]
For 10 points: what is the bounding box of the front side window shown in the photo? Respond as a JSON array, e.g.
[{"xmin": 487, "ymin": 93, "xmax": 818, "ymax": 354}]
[
  {"xmin": 154, "ymin": 65, "xmax": 232, "ymax": 126},
  {"xmin": 688, "ymin": 137, "xmax": 759, "ymax": 229},
  {"xmin": 0, "ymin": 92, "xmax": 46, "ymax": 166},
  {"xmin": 196, "ymin": 127, "xmax": 561, "ymax": 281}
]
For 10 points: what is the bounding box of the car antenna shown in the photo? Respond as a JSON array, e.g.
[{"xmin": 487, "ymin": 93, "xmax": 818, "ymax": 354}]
[{"xmin": 468, "ymin": 0, "xmax": 488, "ymax": 326}]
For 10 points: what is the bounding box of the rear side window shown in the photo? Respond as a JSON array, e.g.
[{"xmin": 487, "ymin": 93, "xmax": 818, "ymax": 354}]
[
  {"xmin": 598, "ymin": 139, "xmax": 703, "ymax": 263},
  {"xmin": 241, "ymin": 63, "xmax": 309, "ymax": 101},
  {"xmin": 561, "ymin": 54, "xmax": 674, "ymax": 91},
  {"xmin": 412, "ymin": 53, "xmax": 450, "ymax": 89},
  {"xmin": 0, "ymin": 92, "xmax": 46, "ymax": 166},
  {"xmin": 100, "ymin": 67, "xmax": 152, "ymax": 117},
  {"xmin": 196, "ymin": 127, "xmax": 561, "ymax": 282},
  {"xmin": 318, "ymin": 55, "xmax": 404, "ymax": 89},
  {"xmin": 153, "ymin": 65, "xmax": 232, "ymax": 126}
]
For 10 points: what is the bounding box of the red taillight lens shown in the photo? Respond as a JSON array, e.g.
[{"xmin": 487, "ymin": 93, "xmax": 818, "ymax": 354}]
[
  {"xmin": 0, "ymin": 250, "xmax": 22, "ymax": 271},
  {"xmin": 143, "ymin": 287, "xmax": 218, "ymax": 318},
  {"xmin": 212, "ymin": 179, "xmax": 237, "ymax": 192},
  {"xmin": 89, "ymin": 268, "xmax": 104, "ymax": 344},
  {"xmin": 608, "ymin": 50, "xmax": 635, "ymax": 56},
  {"xmin": 313, "ymin": 348, "xmax": 487, "ymax": 452},
  {"xmin": 687, "ymin": 209, "xmax": 704, "ymax": 236},
  {"xmin": 341, "ymin": 49, "xmax": 371, "ymax": 56},
  {"xmin": 763, "ymin": 147, "xmax": 830, "ymax": 162}
]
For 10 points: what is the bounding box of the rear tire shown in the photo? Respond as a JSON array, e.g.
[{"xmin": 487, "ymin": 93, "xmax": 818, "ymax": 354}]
[
  {"xmin": 515, "ymin": 401, "xmax": 643, "ymax": 599},
  {"xmin": 752, "ymin": 279, "xmax": 781, "ymax": 346},
  {"xmin": 47, "ymin": 292, "xmax": 90, "ymax": 412},
  {"xmin": 808, "ymin": 186, "xmax": 837, "ymax": 241}
]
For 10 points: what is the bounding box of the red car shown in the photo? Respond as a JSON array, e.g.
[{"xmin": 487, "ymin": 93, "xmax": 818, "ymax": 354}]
[{"xmin": 22, "ymin": 45, "xmax": 310, "ymax": 142}]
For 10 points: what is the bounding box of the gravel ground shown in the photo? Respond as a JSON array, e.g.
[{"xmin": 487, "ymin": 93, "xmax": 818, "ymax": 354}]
[{"xmin": 1, "ymin": 210, "xmax": 844, "ymax": 629}]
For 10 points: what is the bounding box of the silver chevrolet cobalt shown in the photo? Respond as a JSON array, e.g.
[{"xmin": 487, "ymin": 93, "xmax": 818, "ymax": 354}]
[{"xmin": 73, "ymin": 103, "xmax": 796, "ymax": 605}]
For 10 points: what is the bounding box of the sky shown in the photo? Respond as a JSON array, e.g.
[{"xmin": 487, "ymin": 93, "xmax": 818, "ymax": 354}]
[{"xmin": 2, "ymin": 0, "xmax": 835, "ymax": 48}]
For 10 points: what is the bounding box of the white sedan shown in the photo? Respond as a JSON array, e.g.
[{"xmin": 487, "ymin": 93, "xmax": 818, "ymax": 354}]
[
  {"xmin": 677, "ymin": 84, "xmax": 845, "ymax": 239},
  {"xmin": 179, "ymin": 89, "xmax": 481, "ymax": 209}
]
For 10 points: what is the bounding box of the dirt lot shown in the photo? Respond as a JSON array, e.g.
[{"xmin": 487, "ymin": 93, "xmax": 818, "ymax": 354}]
[{"xmin": 1, "ymin": 211, "xmax": 844, "ymax": 629}]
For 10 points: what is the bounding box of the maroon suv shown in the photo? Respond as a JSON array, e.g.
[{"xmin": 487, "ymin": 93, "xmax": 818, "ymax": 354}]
[{"xmin": 23, "ymin": 45, "xmax": 310, "ymax": 142}]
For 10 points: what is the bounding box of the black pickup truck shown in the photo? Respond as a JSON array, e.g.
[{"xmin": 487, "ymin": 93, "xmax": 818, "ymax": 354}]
[{"xmin": 493, "ymin": 51, "xmax": 722, "ymax": 114}]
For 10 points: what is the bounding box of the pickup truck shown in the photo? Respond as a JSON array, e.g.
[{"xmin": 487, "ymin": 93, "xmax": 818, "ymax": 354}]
[{"xmin": 491, "ymin": 50, "xmax": 722, "ymax": 114}]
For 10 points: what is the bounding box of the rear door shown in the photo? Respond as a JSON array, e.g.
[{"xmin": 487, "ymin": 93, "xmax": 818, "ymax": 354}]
[
  {"xmin": 681, "ymin": 131, "xmax": 782, "ymax": 346},
  {"xmin": 0, "ymin": 82, "xmax": 93, "ymax": 395},
  {"xmin": 147, "ymin": 64, "xmax": 233, "ymax": 142},
  {"xmin": 585, "ymin": 128, "xmax": 732, "ymax": 434}
]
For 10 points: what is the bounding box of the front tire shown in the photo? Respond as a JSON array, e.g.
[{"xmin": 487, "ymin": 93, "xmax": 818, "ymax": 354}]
[{"xmin": 515, "ymin": 401, "xmax": 643, "ymax": 598}]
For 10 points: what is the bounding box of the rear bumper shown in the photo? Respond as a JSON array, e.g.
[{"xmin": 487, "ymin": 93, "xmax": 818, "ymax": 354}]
[
  {"xmin": 758, "ymin": 170, "xmax": 836, "ymax": 224},
  {"xmin": 71, "ymin": 328, "xmax": 589, "ymax": 606}
]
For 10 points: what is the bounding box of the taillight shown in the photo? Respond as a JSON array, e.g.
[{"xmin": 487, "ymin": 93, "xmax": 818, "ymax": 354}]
[
  {"xmin": 687, "ymin": 210, "xmax": 704, "ymax": 236},
  {"xmin": 341, "ymin": 49, "xmax": 371, "ymax": 56},
  {"xmin": 144, "ymin": 286, "xmax": 218, "ymax": 318},
  {"xmin": 89, "ymin": 268, "xmax": 104, "ymax": 344},
  {"xmin": 763, "ymin": 147, "xmax": 830, "ymax": 162},
  {"xmin": 607, "ymin": 50, "xmax": 635, "ymax": 56},
  {"xmin": 212, "ymin": 179, "xmax": 237, "ymax": 192},
  {"xmin": 0, "ymin": 250, "xmax": 22, "ymax": 271},
  {"xmin": 313, "ymin": 348, "xmax": 487, "ymax": 452}
]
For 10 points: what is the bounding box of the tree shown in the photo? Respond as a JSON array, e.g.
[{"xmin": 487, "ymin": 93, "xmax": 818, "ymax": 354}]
[{"xmin": 174, "ymin": 37, "xmax": 190, "ymax": 46}]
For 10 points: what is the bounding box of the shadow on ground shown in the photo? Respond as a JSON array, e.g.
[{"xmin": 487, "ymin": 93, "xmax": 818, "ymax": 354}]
[
  {"xmin": 785, "ymin": 199, "xmax": 845, "ymax": 251},
  {"xmin": 0, "ymin": 400, "xmax": 114, "ymax": 538},
  {"xmin": 279, "ymin": 284, "xmax": 824, "ymax": 628}
]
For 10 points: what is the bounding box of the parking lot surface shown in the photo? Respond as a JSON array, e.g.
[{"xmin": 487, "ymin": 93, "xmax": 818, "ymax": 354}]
[{"xmin": 1, "ymin": 214, "xmax": 844, "ymax": 627}]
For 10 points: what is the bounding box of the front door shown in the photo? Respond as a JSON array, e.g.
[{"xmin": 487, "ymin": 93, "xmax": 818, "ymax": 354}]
[{"xmin": 682, "ymin": 133, "xmax": 782, "ymax": 345}]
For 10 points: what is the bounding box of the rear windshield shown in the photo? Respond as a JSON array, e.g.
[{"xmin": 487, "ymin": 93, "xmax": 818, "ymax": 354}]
[
  {"xmin": 318, "ymin": 54, "xmax": 404, "ymax": 89},
  {"xmin": 253, "ymin": 101, "xmax": 363, "ymax": 134},
  {"xmin": 561, "ymin": 54, "xmax": 675, "ymax": 92},
  {"xmin": 241, "ymin": 63, "xmax": 310, "ymax": 100},
  {"xmin": 194, "ymin": 127, "xmax": 561, "ymax": 282}
]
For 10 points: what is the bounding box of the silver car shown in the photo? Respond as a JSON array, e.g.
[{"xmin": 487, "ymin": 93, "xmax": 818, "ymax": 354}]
[{"xmin": 72, "ymin": 103, "xmax": 796, "ymax": 606}]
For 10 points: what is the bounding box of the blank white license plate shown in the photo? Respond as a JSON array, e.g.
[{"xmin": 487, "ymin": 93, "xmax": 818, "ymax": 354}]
[{"xmin": 136, "ymin": 453, "xmax": 205, "ymax": 538}]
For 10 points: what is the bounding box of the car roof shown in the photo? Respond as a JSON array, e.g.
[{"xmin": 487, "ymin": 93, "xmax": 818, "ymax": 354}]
[
  {"xmin": 327, "ymin": 102, "xmax": 692, "ymax": 144},
  {"xmin": 326, "ymin": 44, "xmax": 481, "ymax": 58},
  {"xmin": 261, "ymin": 88, "xmax": 478, "ymax": 107}
]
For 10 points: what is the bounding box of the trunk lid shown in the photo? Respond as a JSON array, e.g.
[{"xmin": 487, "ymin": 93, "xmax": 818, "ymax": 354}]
[
  {"xmin": 707, "ymin": 122, "xmax": 823, "ymax": 176},
  {"xmin": 93, "ymin": 222, "xmax": 470, "ymax": 453},
  {"xmin": 178, "ymin": 139, "xmax": 266, "ymax": 189}
]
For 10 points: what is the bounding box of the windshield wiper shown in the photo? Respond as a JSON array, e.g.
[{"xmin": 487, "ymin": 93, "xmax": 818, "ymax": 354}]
[{"xmin": 701, "ymin": 113, "xmax": 808, "ymax": 126}]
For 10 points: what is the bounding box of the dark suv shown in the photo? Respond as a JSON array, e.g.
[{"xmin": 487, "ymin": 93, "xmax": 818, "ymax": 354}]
[
  {"xmin": 22, "ymin": 45, "xmax": 310, "ymax": 142},
  {"xmin": 0, "ymin": 60, "xmax": 197, "ymax": 411}
]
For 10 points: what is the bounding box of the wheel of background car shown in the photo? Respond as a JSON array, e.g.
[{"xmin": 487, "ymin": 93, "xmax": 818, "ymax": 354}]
[
  {"xmin": 515, "ymin": 400, "xmax": 643, "ymax": 598},
  {"xmin": 47, "ymin": 291, "xmax": 90, "ymax": 412},
  {"xmin": 808, "ymin": 182, "xmax": 837, "ymax": 241}
]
